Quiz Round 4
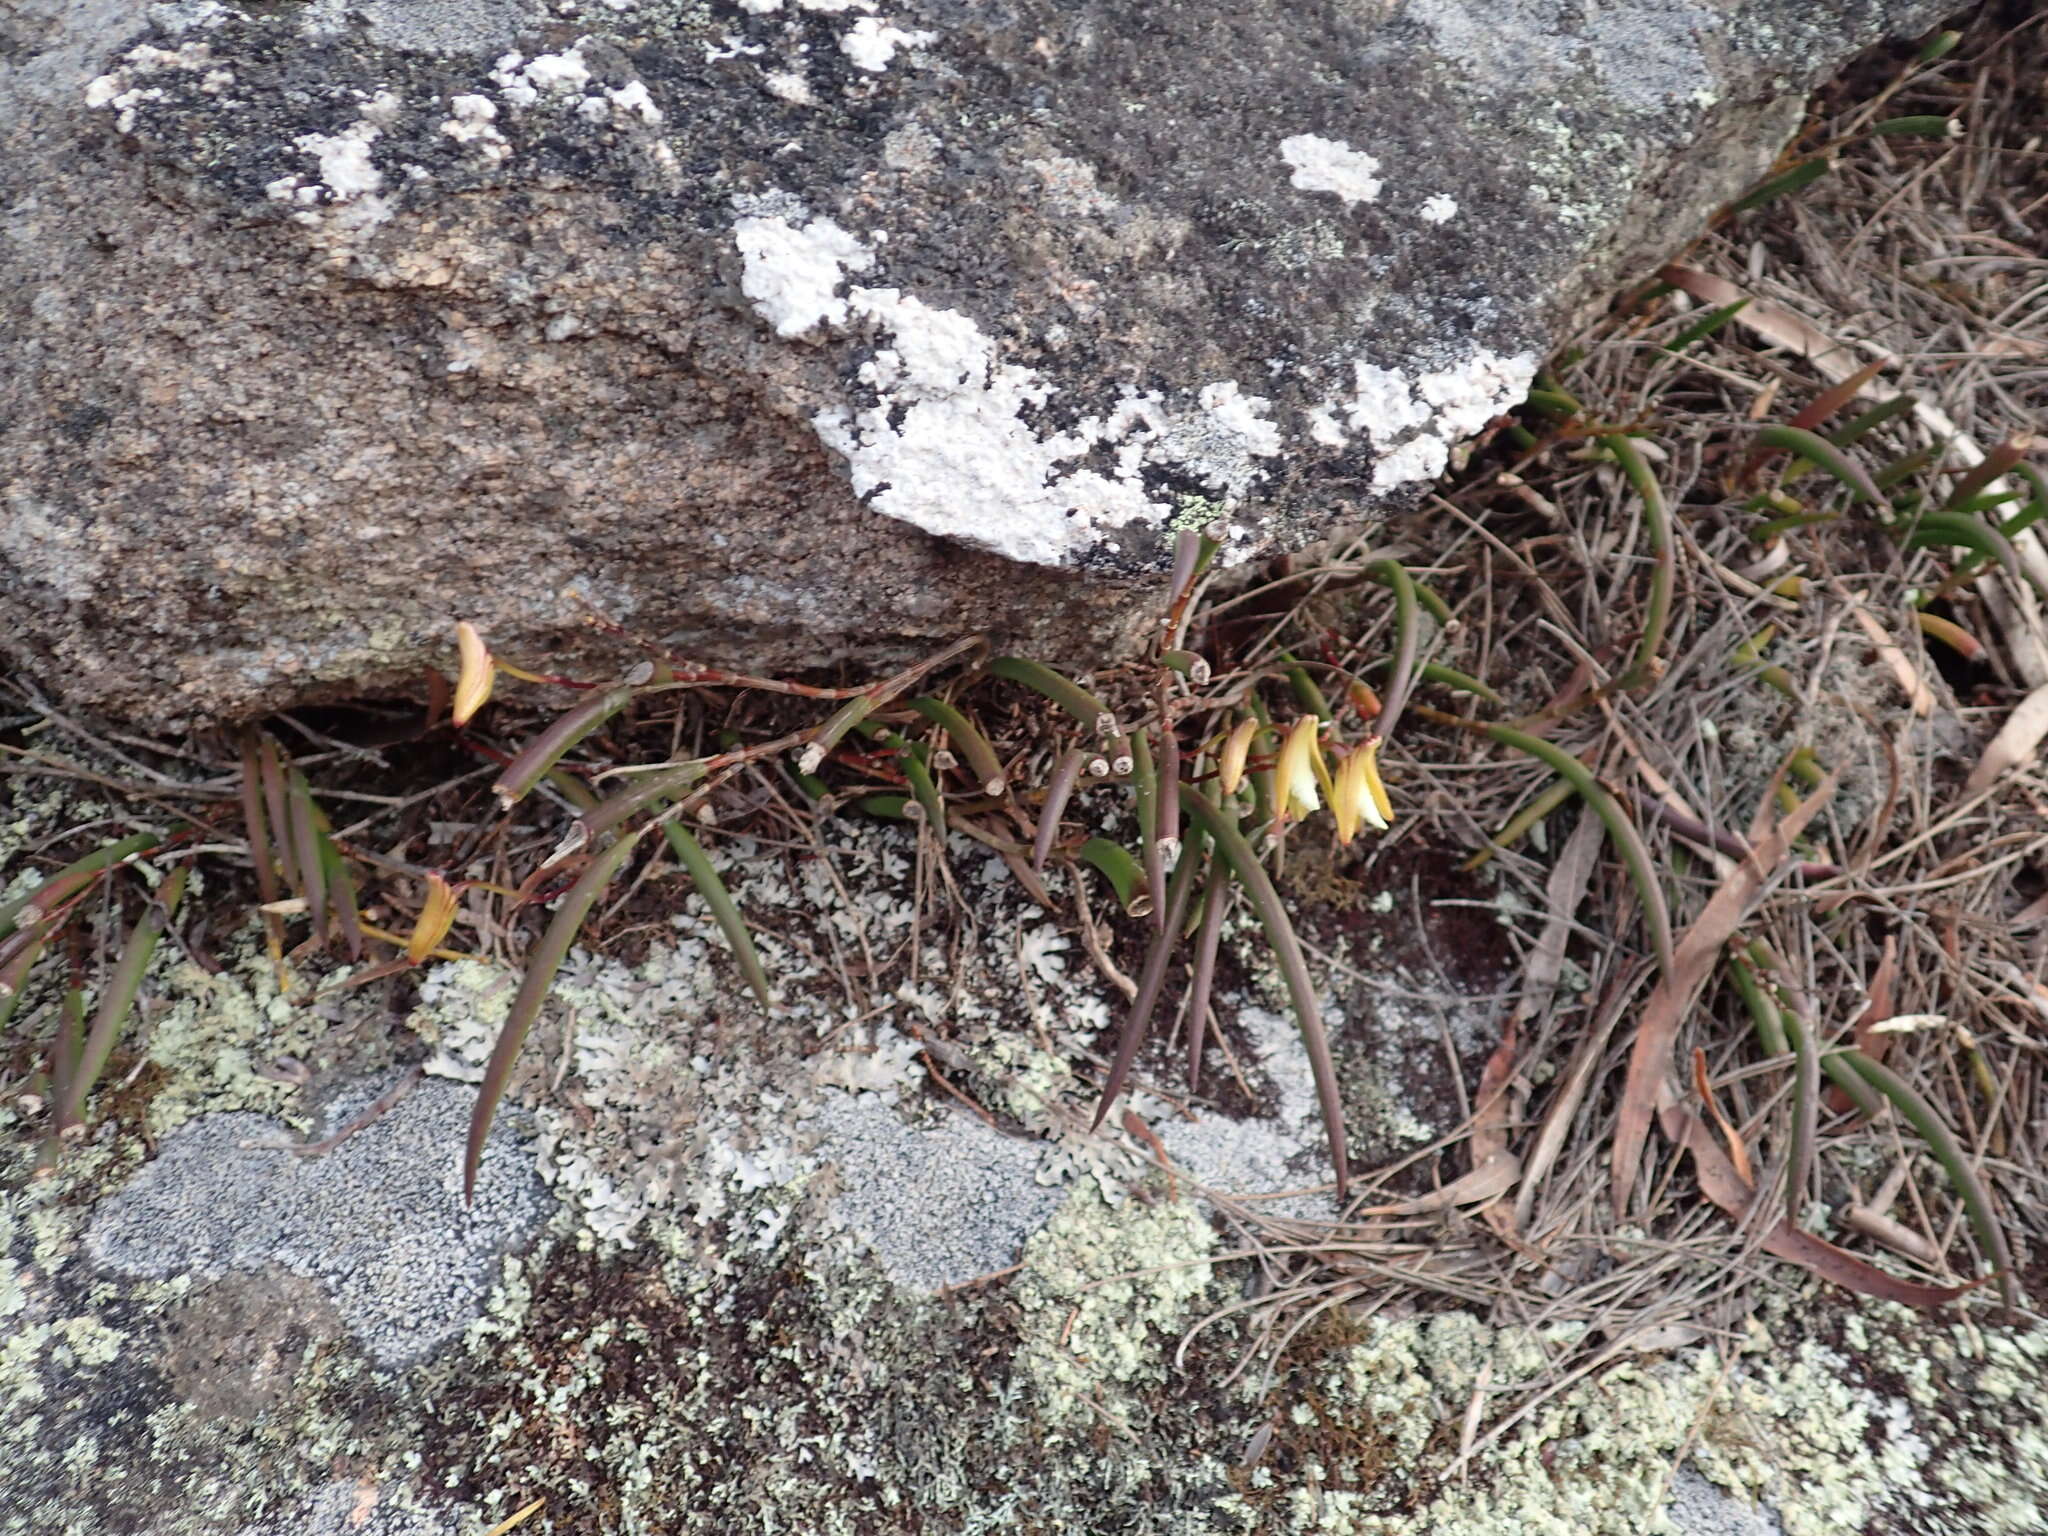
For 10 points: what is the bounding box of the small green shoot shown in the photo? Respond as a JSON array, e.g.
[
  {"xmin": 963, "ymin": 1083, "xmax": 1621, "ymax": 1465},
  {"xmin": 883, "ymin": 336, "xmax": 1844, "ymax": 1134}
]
[
  {"xmin": 465, "ymin": 828, "xmax": 647, "ymax": 1202},
  {"xmin": 53, "ymin": 864, "xmax": 189, "ymax": 1140},
  {"xmin": 1731, "ymin": 157, "xmax": 1832, "ymax": 213},
  {"xmin": 663, "ymin": 822, "xmax": 773, "ymax": 1009},
  {"xmin": 1601, "ymin": 433, "xmax": 1674, "ymax": 689},
  {"xmin": 1179, "ymin": 787, "xmax": 1350, "ymax": 1200},
  {"xmin": 1078, "ymin": 837, "xmax": 1152, "ymax": 918}
]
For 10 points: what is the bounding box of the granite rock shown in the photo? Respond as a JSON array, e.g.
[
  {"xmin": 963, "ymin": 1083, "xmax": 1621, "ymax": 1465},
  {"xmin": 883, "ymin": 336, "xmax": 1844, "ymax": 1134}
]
[{"xmin": 0, "ymin": 0, "xmax": 1951, "ymax": 723}]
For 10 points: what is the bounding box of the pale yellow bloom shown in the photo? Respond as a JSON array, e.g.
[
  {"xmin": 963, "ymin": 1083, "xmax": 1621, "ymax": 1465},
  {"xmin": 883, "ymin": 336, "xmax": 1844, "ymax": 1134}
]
[
  {"xmin": 1275, "ymin": 715, "xmax": 1324, "ymax": 821},
  {"xmin": 453, "ymin": 621, "xmax": 495, "ymax": 726},
  {"xmin": 1217, "ymin": 716, "xmax": 1259, "ymax": 797},
  {"xmin": 408, "ymin": 872, "xmax": 461, "ymax": 964},
  {"xmin": 1333, "ymin": 737, "xmax": 1393, "ymax": 842}
]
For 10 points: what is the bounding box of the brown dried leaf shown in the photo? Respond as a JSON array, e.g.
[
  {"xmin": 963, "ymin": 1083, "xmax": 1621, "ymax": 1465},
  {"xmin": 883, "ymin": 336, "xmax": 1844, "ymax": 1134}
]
[
  {"xmin": 1611, "ymin": 772, "xmax": 1838, "ymax": 1216},
  {"xmin": 1828, "ymin": 935, "xmax": 1898, "ymax": 1113},
  {"xmin": 1692, "ymin": 1047, "xmax": 1753, "ymax": 1188},
  {"xmin": 1471, "ymin": 1018, "xmax": 1525, "ymax": 1241},
  {"xmin": 1964, "ymin": 682, "xmax": 2048, "ymax": 795},
  {"xmin": 1788, "ymin": 357, "xmax": 1891, "ymax": 432},
  {"xmin": 1518, "ymin": 802, "xmax": 1611, "ymax": 1022},
  {"xmin": 1848, "ymin": 601, "xmax": 1936, "ymax": 718},
  {"xmin": 1358, "ymin": 1153, "xmax": 1521, "ymax": 1217},
  {"xmin": 1661, "ymin": 266, "xmax": 1888, "ymax": 370},
  {"xmin": 1663, "ymin": 1099, "xmax": 1979, "ymax": 1308},
  {"xmin": 1472, "ymin": 1017, "xmax": 1520, "ymax": 1170}
]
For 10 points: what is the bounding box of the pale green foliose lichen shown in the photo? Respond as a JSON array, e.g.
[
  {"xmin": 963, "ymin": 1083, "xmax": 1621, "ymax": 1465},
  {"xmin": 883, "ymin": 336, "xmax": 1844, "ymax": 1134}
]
[{"xmin": 1015, "ymin": 1182, "xmax": 1220, "ymax": 1433}]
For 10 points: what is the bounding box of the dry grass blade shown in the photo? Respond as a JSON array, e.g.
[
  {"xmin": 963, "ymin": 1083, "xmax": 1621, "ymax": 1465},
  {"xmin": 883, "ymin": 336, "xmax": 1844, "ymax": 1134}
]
[
  {"xmin": 493, "ymin": 685, "xmax": 635, "ymax": 807},
  {"xmin": 1845, "ymin": 600, "xmax": 1935, "ymax": 717},
  {"xmin": 1662, "ymin": 1099, "xmax": 1980, "ymax": 1308},
  {"xmin": 285, "ymin": 767, "xmax": 328, "ymax": 943},
  {"xmin": 1178, "ymin": 787, "xmax": 1349, "ymax": 1200},
  {"xmin": 1789, "ymin": 357, "xmax": 1891, "ymax": 432},
  {"xmin": 37, "ymin": 988, "xmax": 89, "ymax": 1174},
  {"xmin": 798, "ymin": 695, "xmax": 876, "ymax": 776},
  {"xmin": 256, "ymin": 735, "xmax": 298, "ymax": 897},
  {"xmin": 464, "ymin": 827, "xmax": 645, "ymax": 1203},
  {"xmin": 0, "ymin": 831, "xmax": 160, "ymax": 938},
  {"xmin": 1609, "ymin": 771, "xmax": 1837, "ymax": 1216},
  {"xmin": 1359, "ymin": 1152, "xmax": 1519, "ymax": 1217},
  {"xmin": 1964, "ymin": 682, "xmax": 2048, "ymax": 794},
  {"xmin": 237, "ymin": 731, "xmax": 282, "ymax": 911},
  {"xmin": 318, "ymin": 817, "xmax": 365, "ymax": 962},
  {"xmin": 1660, "ymin": 264, "xmax": 1882, "ymax": 369},
  {"xmin": 1471, "ymin": 1017, "xmax": 1518, "ymax": 1171},
  {"xmin": 1092, "ymin": 831, "xmax": 1206, "ymax": 1128},
  {"xmin": 580, "ymin": 761, "xmax": 709, "ymax": 841},
  {"xmin": 239, "ymin": 733, "xmax": 288, "ymax": 982},
  {"xmin": 662, "ymin": 822, "xmax": 773, "ymax": 1010},
  {"xmin": 480, "ymin": 1497, "xmax": 546, "ymax": 1536},
  {"xmin": 0, "ymin": 923, "xmax": 51, "ymax": 1035},
  {"xmin": 55, "ymin": 864, "xmax": 188, "ymax": 1137},
  {"xmin": 1840, "ymin": 1052, "xmax": 2021, "ymax": 1308}
]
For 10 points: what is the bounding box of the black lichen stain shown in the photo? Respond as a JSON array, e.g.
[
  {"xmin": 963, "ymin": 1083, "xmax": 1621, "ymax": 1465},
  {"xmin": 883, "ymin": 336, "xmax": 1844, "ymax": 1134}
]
[
  {"xmin": 0, "ymin": 1242, "xmax": 385, "ymax": 1536},
  {"xmin": 423, "ymin": 1221, "xmax": 1272, "ymax": 1535}
]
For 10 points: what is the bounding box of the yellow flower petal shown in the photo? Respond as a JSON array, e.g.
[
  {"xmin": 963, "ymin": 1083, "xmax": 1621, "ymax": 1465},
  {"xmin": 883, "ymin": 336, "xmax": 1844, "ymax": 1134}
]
[
  {"xmin": 1217, "ymin": 716, "xmax": 1259, "ymax": 797},
  {"xmin": 1362, "ymin": 738, "xmax": 1393, "ymax": 828},
  {"xmin": 1275, "ymin": 715, "xmax": 1323, "ymax": 821},
  {"xmin": 408, "ymin": 872, "xmax": 460, "ymax": 964},
  {"xmin": 1333, "ymin": 738, "xmax": 1393, "ymax": 843},
  {"xmin": 1333, "ymin": 747, "xmax": 1364, "ymax": 843},
  {"xmin": 453, "ymin": 621, "xmax": 495, "ymax": 726}
]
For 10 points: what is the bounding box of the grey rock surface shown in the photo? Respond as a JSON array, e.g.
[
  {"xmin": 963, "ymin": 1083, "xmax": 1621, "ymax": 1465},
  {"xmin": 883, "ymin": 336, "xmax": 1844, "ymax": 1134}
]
[
  {"xmin": 4, "ymin": 801, "xmax": 2047, "ymax": 1535},
  {"xmin": 84, "ymin": 1074, "xmax": 546, "ymax": 1368},
  {"xmin": 0, "ymin": 0, "xmax": 1950, "ymax": 725}
]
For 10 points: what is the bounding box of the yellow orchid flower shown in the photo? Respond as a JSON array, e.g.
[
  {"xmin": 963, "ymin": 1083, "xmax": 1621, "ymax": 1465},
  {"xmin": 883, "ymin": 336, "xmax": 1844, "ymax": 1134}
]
[
  {"xmin": 407, "ymin": 872, "xmax": 462, "ymax": 964},
  {"xmin": 1217, "ymin": 716, "xmax": 1259, "ymax": 797},
  {"xmin": 1333, "ymin": 736, "xmax": 1393, "ymax": 842},
  {"xmin": 452, "ymin": 621, "xmax": 495, "ymax": 727},
  {"xmin": 1274, "ymin": 715, "xmax": 1324, "ymax": 822}
]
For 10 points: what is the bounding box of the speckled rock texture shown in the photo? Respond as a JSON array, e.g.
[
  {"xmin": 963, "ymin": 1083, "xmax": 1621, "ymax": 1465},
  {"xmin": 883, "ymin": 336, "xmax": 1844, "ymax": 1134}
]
[
  {"xmin": 5, "ymin": 783, "xmax": 2048, "ymax": 1535},
  {"xmin": 0, "ymin": 0, "xmax": 1952, "ymax": 725}
]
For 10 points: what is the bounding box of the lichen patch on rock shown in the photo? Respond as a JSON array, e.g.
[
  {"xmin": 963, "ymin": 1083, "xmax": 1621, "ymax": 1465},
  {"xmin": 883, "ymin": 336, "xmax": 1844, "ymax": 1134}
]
[{"xmin": 84, "ymin": 1076, "xmax": 545, "ymax": 1369}]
